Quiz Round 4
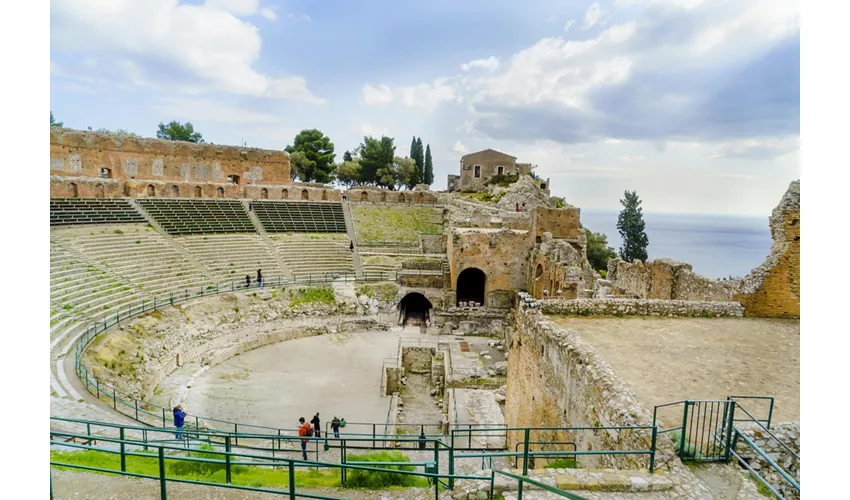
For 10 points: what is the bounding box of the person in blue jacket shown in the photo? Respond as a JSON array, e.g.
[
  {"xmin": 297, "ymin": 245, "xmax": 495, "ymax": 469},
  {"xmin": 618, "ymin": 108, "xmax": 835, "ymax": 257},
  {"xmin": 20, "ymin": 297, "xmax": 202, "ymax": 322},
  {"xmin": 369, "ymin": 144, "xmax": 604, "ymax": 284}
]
[{"xmin": 173, "ymin": 405, "xmax": 186, "ymax": 439}]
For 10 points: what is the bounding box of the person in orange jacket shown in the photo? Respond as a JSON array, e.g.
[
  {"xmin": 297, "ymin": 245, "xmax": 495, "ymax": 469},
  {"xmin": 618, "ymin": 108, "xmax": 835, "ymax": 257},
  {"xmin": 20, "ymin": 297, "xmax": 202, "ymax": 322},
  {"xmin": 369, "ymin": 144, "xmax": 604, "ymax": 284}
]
[{"xmin": 297, "ymin": 417, "xmax": 312, "ymax": 460}]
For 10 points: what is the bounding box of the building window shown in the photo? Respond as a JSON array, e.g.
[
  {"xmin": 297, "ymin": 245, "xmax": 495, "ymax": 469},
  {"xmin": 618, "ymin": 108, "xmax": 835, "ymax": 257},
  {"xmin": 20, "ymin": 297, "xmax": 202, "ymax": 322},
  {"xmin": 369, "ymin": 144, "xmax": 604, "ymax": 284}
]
[
  {"xmin": 227, "ymin": 175, "xmax": 240, "ymax": 184},
  {"xmin": 99, "ymin": 168, "xmax": 112, "ymax": 179},
  {"xmin": 497, "ymin": 165, "xmax": 504, "ymax": 175},
  {"xmin": 474, "ymin": 165, "xmax": 481, "ymax": 178}
]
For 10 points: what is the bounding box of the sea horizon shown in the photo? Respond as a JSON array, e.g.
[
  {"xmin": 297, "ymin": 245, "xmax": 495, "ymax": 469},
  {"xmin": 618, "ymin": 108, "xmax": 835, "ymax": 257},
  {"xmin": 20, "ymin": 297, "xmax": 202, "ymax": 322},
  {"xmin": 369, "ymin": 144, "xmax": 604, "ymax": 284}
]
[{"xmin": 579, "ymin": 210, "xmax": 773, "ymax": 280}]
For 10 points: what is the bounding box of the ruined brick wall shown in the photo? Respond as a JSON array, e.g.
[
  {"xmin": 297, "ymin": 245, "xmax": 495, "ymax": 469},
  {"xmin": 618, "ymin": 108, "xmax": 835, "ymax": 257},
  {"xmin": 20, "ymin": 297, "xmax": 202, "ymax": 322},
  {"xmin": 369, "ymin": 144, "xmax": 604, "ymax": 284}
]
[
  {"xmin": 345, "ymin": 187, "xmax": 439, "ymax": 204},
  {"xmin": 734, "ymin": 181, "xmax": 800, "ymax": 318},
  {"xmin": 540, "ymin": 298, "xmax": 744, "ymax": 317},
  {"xmin": 505, "ymin": 294, "xmax": 674, "ymax": 470},
  {"xmin": 50, "ymin": 128, "xmax": 291, "ymax": 198},
  {"xmin": 401, "ymin": 346, "xmax": 434, "ymax": 374},
  {"xmin": 532, "ymin": 206, "xmax": 581, "ymax": 240},
  {"xmin": 528, "ymin": 232, "xmax": 597, "ymax": 300},
  {"xmin": 448, "ymin": 228, "xmax": 534, "ymax": 304},
  {"xmin": 607, "ymin": 258, "xmax": 736, "ymax": 301}
]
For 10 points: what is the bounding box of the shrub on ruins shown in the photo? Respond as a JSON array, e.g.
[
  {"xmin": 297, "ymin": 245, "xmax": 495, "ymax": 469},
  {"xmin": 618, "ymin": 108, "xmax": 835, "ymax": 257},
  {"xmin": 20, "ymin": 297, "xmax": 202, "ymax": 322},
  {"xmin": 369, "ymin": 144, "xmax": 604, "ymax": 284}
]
[
  {"xmin": 344, "ymin": 451, "xmax": 427, "ymax": 488},
  {"xmin": 156, "ymin": 121, "xmax": 204, "ymax": 143},
  {"xmin": 335, "ymin": 160, "xmax": 362, "ymax": 187},
  {"xmin": 585, "ymin": 229, "xmax": 617, "ymax": 271},
  {"xmin": 616, "ymin": 190, "xmax": 649, "ymax": 262},
  {"xmin": 286, "ymin": 129, "xmax": 336, "ymax": 183},
  {"xmin": 50, "ymin": 111, "xmax": 63, "ymax": 127},
  {"xmin": 487, "ymin": 173, "xmax": 520, "ymax": 187}
]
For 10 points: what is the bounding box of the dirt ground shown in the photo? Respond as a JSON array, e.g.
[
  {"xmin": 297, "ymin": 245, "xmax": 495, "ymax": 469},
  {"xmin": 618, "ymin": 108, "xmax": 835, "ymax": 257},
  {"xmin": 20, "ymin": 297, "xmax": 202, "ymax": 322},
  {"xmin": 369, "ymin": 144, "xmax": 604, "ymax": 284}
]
[{"xmin": 551, "ymin": 317, "xmax": 800, "ymax": 427}]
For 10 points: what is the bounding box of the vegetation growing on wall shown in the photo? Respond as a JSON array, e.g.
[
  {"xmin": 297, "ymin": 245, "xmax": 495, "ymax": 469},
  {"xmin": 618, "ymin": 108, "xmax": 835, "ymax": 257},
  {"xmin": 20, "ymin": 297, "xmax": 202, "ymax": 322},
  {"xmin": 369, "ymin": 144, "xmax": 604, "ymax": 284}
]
[
  {"xmin": 355, "ymin": 282, "xmax": 399, "ymax": 301},
  {"xmin": 288, "ymin": 286, "xmax": 336, "ymax": 308},
  {"xmin": 584, "ymin": 229, "xmax": 618, "ymax": 272}
]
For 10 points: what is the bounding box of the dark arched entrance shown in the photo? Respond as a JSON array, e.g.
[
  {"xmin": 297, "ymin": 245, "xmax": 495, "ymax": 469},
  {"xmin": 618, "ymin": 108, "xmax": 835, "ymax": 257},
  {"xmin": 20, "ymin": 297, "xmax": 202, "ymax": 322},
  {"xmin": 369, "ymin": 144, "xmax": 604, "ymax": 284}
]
[
  {"xmin": 456, "ymin": 268, "xmax": 486, "ymax": 307},
  {"xmin": 398, "ymin": 292, "xmax": 433, "ymax": 329}
]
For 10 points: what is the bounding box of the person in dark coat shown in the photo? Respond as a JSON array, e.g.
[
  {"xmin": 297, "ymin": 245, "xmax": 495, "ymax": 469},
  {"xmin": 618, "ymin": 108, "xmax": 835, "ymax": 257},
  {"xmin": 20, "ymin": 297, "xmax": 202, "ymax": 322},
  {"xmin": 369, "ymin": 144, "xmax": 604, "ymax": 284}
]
[
  {"xmin": 257, "ymin": 269, "xmax": 263, "ymax": 287},
  {"xmin": 310, "ymin": 412, "xmax": 322, "ymax": 438},
  {"xmin": 331, "ymin": 416, "xmax": 341, "ymax": 438},
  {"xmin": 245, "ymin": 275, "xmax": 251, "ymax": 288},
  {"xmin": 349, "ymin": 240, "xmax": 354, "ymax": 251},
  {"xmin": 173, "ymin": 405, "xmax": 186, "ymax": 439}
]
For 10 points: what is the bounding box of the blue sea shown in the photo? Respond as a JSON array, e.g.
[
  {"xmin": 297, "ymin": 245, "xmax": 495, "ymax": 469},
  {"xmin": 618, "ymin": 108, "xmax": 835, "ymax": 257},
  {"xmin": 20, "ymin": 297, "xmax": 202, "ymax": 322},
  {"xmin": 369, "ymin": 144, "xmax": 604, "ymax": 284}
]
[{"xmin": 579, "ymin": 211, "xmax": 773, "ymax": 280}]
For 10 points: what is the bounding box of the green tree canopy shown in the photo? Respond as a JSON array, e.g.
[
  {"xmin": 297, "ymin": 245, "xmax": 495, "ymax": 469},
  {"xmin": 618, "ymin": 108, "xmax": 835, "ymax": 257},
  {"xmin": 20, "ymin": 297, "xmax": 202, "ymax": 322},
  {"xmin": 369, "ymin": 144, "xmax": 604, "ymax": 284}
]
[
  {"xmin": 288, "ymin": 151, "xmax": 314, "ymax": 181},
  {"xmin": 423, "ymin": 144, "xmax": 434, "ymax": 185},
  {"xmin": 285, "ymin": 129, "xmax": 336, "ymax": 183},
  {"xmin": 50, "ymin": 111, "xmax": 63, "ymax": 127},
  {"xmin": 358, "ymin": 136, "xmax": 396, "ymax": 187},
  {"xmin": 585, "ymin": 229, "xmax": 618, "ymax": 271},
  {"xmin": 335, "ymin": 160, "xmax": 362, "ymax": 187},
  {"xmin": 395, "ymin": 157, "xmax": 419, "ymax": 190},
  {"xmin": 343, "ymin": 150, "xmax": 353, "ymax": 162},
  {"xmin": 156, "ymin": 121, "xmax": 204, "ymax": 143},
  {"xmin": 616, "ymin": 190, "xmax": 649, "ymax": 262}
]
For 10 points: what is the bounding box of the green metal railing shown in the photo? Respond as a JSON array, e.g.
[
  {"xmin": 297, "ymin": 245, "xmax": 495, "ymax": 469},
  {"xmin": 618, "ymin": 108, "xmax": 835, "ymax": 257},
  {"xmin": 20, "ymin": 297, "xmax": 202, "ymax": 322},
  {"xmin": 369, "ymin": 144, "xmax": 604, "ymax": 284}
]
[
  {"xmin": 729, "ymin": 429, "xmax": 799, "ymax": 499},
  {"xmin": 491, "ymin": 469, "xmax": 588, "ymax": 500}
]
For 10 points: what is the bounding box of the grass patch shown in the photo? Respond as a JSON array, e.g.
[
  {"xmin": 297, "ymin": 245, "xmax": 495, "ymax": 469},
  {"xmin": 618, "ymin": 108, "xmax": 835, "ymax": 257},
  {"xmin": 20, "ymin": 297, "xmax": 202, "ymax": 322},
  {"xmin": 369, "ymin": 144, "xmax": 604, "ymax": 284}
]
[
  {"xmin": 544, "ymin": 458, "xmax": 578, "ymax": 469},
  {"xmin": 352, "ymin": 206, "xmax": 442, "ymax": 244},
  {"xmin": 460, "ymin": 191, "xmax": 502, "ymax": 204},
  {"xmin": 114, "ymin": 229, "xmax": 124, "ymax": 234},
  {"xmin": 289, "ymin": 286, "xmax": 335, "ymax": 308},
  {"xmin": 355, "ymin": 283, "xmax": 398, "ymax": 302},
  {"xmin": 344, "ymin": 451, "xmax": 428, "ymax": 489},
  {"xmin": 486, "ymin": 173, "xmax": 519, "ymax": 187}
]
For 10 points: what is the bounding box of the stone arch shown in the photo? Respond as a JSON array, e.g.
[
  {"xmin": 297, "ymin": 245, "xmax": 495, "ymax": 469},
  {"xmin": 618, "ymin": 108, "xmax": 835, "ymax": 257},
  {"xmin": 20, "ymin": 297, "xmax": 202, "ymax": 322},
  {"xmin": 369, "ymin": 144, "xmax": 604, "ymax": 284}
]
[
  {"xmin": 147, "ymin": 184, "xmax": 156, "ymax": 197},
  {"xmin": 69, "ymin": 182, "xmax": 79, "ymax": 198},
  {"xmin": 380, "ymin": 191, "xmax": 387, "ymax": 202},
  {"xmin": 361, "ymin": 191, "xmax": 369, "ymax": 202},
  {"xmin": 398, "ymin": 192, "xmax": 406, "ymax": 203},
  {"xmin": 301, "ymin": 189, "xmax": 309, "ymax": 200},
  {"xmin": 322, "ymin": 190, "xmax": 328, "ymax": 201},
  {"xmin": 170, "ymin": 185, "xmax": 179, "ymax": 197},
  {"xmin": 456, "ymin": 267, "xmax": 486, "ymax": 307},
  {"xmin": 194, "ymin": 186, "xmax": 202, "ymax": 197},
  {"xmin": 122, "ymin": 183, "xmax": 132, "ymax": 196},
  {"xmin": 282, "ymin": 188, "xmax": 289, "ymax": 199},
  {"xmin": 217, "ymin": 187, "xmax": 225, "ymax": 198},
  {"xmin": 94, "ymin": 183, "xmax": 105, "ymax": 198},
  {"xmin": 416, "ymin": 193, "xmax": 425, "ymax": 203},
  {"xmin": 397, "ymin": 292, "xmax": 433, "ymax": 327},
  {"xmin": 261, "ymin": 188, "xmax": 269, "ymax": 199}
]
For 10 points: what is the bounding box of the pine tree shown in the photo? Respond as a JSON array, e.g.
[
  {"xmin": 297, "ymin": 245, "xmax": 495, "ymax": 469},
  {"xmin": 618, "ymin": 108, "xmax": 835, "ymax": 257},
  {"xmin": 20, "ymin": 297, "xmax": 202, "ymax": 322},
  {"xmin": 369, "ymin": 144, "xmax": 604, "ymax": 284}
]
[
  {"xmin": 423, "ymin": 144, "xmax": 434, "ymax": 185},
  {"xmin": 616, "ymin": 191, "xmax": 649, "ymax": 262},
  {"xmin": 343, "ymin": 150, "xmax": 353, "ymax": 162}
]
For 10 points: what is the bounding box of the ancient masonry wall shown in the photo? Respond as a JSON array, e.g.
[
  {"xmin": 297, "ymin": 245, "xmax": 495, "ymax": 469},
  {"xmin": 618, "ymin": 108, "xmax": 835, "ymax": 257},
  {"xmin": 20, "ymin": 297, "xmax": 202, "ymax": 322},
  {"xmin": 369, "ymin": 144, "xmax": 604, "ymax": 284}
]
[
  {"xmin": 401, "ymin": 346, "xmax": 435, "ymax": 374},
  {"xmin": 505, "ymin": 294, "xmax": 677, "ymax": 470},
  {"xmin": 540, "ymin": 298, "xmax": 744, "ymax": 317},
  {"xmin": 529, "ymin": 232, "xmax": 598, "ymax": 300},
  {"xmin": 345, "ymin": 187, "xmax": 440, "ymax": 204},
  {"xmin": 734, "ymin": 181, "xmax": 800, "ymax": 318},
  {"xmin": 735, "ymin": 421, "xmax": 800, "ymax": 499},
  {"xmin": 606, "ymin": 258, "xmax": 738, "ymax": 301}
]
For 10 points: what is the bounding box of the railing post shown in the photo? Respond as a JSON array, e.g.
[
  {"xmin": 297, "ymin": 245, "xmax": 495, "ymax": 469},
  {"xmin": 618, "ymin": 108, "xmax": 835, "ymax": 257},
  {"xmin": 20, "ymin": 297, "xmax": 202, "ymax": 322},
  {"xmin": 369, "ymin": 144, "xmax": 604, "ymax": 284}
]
[
  {"xmin": 162, "ymin": 408, "xmax": 166, "ymax": 427},
  {"xmin": 120, "ymin": 428, "xmax": 126, "ymax": 472},
  {"xmin": 225, "ymin": 436, "xmax": 232, "ymax": 484},
  {"xmin": 518, "ymin": 427, "xmax": 530, "ymax": 500},
  {"xmin": 448, "ymin": 441, "xmax": 455, "ymax": 489},
  {"xmin": 767, "ymin": 398, "xmax": 774, "ymax": 430},
  {"xmin": 95, "ymin": 378, "xmax": 99, "ymax": 400},
  {"xmin": 724, "ymin": 403, "xmax": 737, "ymax": 462},
  {"xmin": 373, "ymin": 424, "xmax": 376, "ymax": 449},
  {"xmin": 649, "ymin": 426, "xmax": 658, "ymax": 473},
  {"xmin": 468, "ymin": 424, "xmax": 472, "ymax": 449},
  {"xmin": 158, "ymin": 446, "xmax": 167, "ymax": 500},
  {"xmin": 680, "ymin": 402, "xmax": 690, "ymax": 457},
  {"xmin": 288, "ymin": 460, "xmax": 296, "ymax": 500},
  {"xmin": 135, "ymin": 399, "xmax": 139, "ymax": 421},
  {"xmin": 234, "ymin": 424, "xmax": 238, "ymax": 446},
  {"xmin": 489, "ymin": 469, "xmax": 495, "ymax": 500},
  {"xmin": 112, "ymin": 388, "xmax": 117, "ymax": 410}
]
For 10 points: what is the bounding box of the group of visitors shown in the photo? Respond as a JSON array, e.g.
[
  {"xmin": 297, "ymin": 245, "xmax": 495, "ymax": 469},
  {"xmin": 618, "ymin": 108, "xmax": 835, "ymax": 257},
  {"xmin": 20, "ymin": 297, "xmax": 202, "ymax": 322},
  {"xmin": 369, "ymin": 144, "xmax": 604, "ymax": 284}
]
[{"xmin": 245, "ymin": 269, "xmax": 263, "ymax": 288}]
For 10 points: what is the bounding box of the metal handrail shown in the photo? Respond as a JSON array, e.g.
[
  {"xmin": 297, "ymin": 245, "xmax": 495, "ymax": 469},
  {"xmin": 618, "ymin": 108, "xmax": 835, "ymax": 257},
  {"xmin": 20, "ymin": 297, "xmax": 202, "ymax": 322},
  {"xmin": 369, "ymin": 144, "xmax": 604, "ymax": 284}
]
[
  {"xmin": 491, "ymin": 469, "xmax": 588, "ymax": 500},
  {"xmin": 732, "ymin": 429, "xmax": 800, "ymax": 492}
]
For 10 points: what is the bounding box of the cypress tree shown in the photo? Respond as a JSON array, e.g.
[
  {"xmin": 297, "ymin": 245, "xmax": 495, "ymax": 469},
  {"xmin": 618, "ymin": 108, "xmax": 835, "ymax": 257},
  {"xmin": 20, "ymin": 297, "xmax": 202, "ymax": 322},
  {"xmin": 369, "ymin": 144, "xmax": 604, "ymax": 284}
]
[
  {"xmin": 424, "ymin": 144, "xmax": 434, "ymax": 185},
  {"xmin": 616, "ymin": 190, "xmax": 650, "ymax": 262}
]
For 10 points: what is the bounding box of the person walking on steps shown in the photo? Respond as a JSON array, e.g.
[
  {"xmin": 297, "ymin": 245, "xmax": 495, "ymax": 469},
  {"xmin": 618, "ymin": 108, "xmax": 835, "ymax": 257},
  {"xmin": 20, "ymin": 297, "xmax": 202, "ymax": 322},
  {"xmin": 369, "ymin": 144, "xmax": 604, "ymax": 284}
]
[
  {"xmin": 245, "ymin": 275, "xmax": 251, "ymax": 289},
  {"xmin": 349, "ymin": 239, "xmax": 354, "ymax": 252},
  {"xmin": 298, "ymin": 417, "xmax": 312, "ymax": 460},
  {"xmin": 331, "ymin": 416, "xmax": 341, "ymax": 438},
  {"xmin": 173, "ymin": 405, "xmax": 186, "ymax": 439},
  {"xmin": 257, "ymin": 269, "xmax": 263, "ymax": 288},
  {"xmin": 311, "ymin": 412, "xmax": 322, "ymax": 438}
]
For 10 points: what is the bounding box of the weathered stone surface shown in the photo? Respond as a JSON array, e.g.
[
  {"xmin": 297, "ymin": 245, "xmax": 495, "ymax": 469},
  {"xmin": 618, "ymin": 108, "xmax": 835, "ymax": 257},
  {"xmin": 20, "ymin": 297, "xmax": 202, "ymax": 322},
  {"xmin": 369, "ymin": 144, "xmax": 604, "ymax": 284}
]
[{"xmin": 540, "ymin": 297, "xmax": 745, "ymax": 317}]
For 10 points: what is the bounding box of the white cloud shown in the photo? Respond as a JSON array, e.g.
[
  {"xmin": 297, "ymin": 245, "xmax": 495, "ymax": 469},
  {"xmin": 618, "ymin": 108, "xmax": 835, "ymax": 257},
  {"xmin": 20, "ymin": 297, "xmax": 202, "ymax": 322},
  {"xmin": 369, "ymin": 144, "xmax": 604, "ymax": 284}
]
[
  {"xmin": 358, "ymin": 122, "xmax": 389, "ymax": 138},
  {"xmin": 260, "ymin": 7, "xmax": 277, "ymax": 21},
  {"xmin": 362, "ymin": 83, "xmax": 394, "ymax": 107},
  {"xmin": 51, "ymin": 0, "xmax": 323, "ymax": 103},
  {"xmin": 709, "ymin": 137, "xmax": 799, "ymax": 161},
  {"xmin": 204, "ymin": 0, "xmax": 259, "ymax": 16},
  {"xmin": 619, "ymin": 155, "xmax": 645, "ymax": 162},
  {"xmin": 563, "ymin": 20, "xmax": 575, "ymax": 32},
  {"xmin": 286, "ymin": 13, "xmax": 313, "ymax": 22},
  {"xmin": 461, "ymin": 56, "xmax": 500, "ymax": 72},
  {"xmin": 451, "ymin": 140, "xmax": 469, "ymax": 155},
  {"xmin": 153, "ymin": 97, "xmax": 278, "ymax": 124},
  {"xmin": 584, "ymin": 3, "xmax": 604, "ymax": 28}
]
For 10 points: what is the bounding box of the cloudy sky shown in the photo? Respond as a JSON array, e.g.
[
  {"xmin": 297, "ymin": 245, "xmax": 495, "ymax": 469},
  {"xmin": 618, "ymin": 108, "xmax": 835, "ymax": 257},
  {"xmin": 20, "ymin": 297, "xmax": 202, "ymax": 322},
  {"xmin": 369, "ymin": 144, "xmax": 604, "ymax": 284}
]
[{"xmin": 50, "ymin": 0, "xmax": 799, "ymax": 216}]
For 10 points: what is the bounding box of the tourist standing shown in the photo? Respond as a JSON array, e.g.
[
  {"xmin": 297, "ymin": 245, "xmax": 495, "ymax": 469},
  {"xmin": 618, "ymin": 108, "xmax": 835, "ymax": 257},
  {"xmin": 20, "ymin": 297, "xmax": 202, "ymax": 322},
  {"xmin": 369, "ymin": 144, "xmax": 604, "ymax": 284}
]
[
  {"xmin": 173, "ymin": 405, "xmax": 186, "ymax": 439},
  {"xmin": 311, "ymin": 412, "xmax": 322, "ymax": 438},
  {"xmin": 515, "ymin": 202, "xmax": 519, "ymax": 212},
  {"xmin": 298, "ymin": 417, "xmax": 311, "ymax": 460},
  {"xmin": 245, "ymin": 275, "xmax": 251, "ymax": 288},
  {"xmin": 349, "ymin": 240, "xmax": 354, "ymax": 252},
  {"xmin": 257, "ymin": 269, "xmax": 263, "ymax": 287},
  {"xmin": 331, "ymin": 416, "xmax": 341, "ymax": 438}
]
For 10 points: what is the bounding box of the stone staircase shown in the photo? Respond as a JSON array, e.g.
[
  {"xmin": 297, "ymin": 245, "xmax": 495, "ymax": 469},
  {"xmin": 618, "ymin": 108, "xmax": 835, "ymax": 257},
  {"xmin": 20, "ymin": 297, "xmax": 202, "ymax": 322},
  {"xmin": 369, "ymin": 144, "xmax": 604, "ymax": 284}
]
[{"xmin": 174, "ymin": 233, "xmax": 288, "ymax": 284}]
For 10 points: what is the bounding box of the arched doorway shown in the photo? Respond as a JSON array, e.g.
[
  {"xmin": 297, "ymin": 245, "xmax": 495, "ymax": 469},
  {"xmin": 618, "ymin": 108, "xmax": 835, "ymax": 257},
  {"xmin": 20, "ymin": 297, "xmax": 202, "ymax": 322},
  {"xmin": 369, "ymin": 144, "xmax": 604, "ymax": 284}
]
[
  {"xmin": 416, "ymin": 193, "xmax": 425, "ymax": 203},
  {"xmin": 398, "ymin": 292, "xmax": 433, "ymax": 329},
  {"xmin": 69, "ymin": 182, "xmax": 78, "ymax": 198},
  {"xmin": 456, "ymin": 268, "xmax": 486, "ymax": 307},
  {"xmin": 322, "ymin": 190, "xmax": 328, "ymax": 200},
  {"xmin": 170, "ymin": 185, "xmax": 179, "ymax": 197},
  {"xmin": 94, "ymin": 183, "xmax": 105, "ymax": 198},
  {"xmin": 261, "ymin": 188, "xmax": 269, "ymax": 199},
  {"xmin": 398, "ymin": 193, "xmax": 405, "ymax": 203},
  {"xmin": 360, "ymin": 191, "xmax": 368, "ymax": 201},
  {"xmin": 194, "ymin": 186, "xmax": 202, "ymax": 197},
  {"xmin": 301, "ymin": 189, "xmax": 309, "ymax": 200},
  {"xmin": 217, "ymin": 187, "xmax": 225, "ymax": 198},
  {"xmin": 282, "ymin": 189, "xmax": 289, "ymax": 199},
  {"xmin": 147, "ymin": 184, "xmax": 156, "ymax": 197},
  {"xmin": 380, "ymin": 192, "xmax": 387, "ymax": 202}
]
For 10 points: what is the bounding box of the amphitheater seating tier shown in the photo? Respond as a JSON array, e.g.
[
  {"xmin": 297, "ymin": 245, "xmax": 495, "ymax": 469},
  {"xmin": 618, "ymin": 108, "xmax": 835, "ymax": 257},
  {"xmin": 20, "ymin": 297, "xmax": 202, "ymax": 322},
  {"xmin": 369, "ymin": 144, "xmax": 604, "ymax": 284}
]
[
  {"xmin": 351, "ymin": 205, "xmax": 443, "ymax": 245},
  {"xmin": 252, "ymin": 201, "xmax": 346, "ymax": 233},
  {"xmin": 270, "ymin": 234, "xmax": 354, "ymax": 278},
  {"xmin": 51, "ymin": 198, "xmax": 147, "ymax": 226},
  {"xmin": 138, "ymin": 199, "xmax": 255, "ymax": 235},
  {"xmin": 176, "ymin": 234, "xmax": 287, "ymax": 283}
]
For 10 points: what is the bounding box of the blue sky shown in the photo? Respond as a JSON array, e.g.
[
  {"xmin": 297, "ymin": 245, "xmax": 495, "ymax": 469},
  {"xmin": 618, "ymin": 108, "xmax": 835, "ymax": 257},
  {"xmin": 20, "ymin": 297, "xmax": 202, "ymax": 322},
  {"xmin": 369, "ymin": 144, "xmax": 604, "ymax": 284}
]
[{"xmin": 50, "ymin": 0, "xmax": 800, "ymax": 216}]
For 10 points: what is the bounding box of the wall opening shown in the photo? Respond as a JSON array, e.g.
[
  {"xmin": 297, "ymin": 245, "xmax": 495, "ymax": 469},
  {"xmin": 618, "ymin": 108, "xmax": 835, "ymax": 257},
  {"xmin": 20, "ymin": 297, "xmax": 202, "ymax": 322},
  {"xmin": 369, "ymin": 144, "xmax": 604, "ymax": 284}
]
[
  {"xmin": 474, "ymin": 165, "xmax": 481, "ymax": 178},
  {"xmin": 194, "ymin": 186, "xmax": 202, "ymax": 197},
  {"xmin": 416, "ymin": 193, "xmax": 425, "ymax": 203},
  {"xmin": 322, "ymin": 190, "xmax": 328, "ymax": 201},
  {"xmin": 94, "ymin": 183, "xmax": 105, "ymax": 198},
  {"xmin": 170, "ymin": 185, "xmax": 179, "ymax": 197},
  {"xmin": 123, "ymin": 184, "xmax": 132, "ymax": 196},
  {"xmin": 217, "ymin": 187, "xmax": 225, "ymax": 198},
  {"xmin": 260, "ymin": 188, "xmax": 269, "ymax": 199},
  {"xmin": 227, "ymin": 175, "xmax": 240, "ymax": 184},
  {"xmin": 99, "ymin": 168, "xmax": 112, "ymax": 179},
  {"xmin": 282, "ymin": 189, "xmax": 289, "ymax": 199},
  {"xmin": 69, "ymin": 182, "xmax": 79, "ymax": 198},
  {"xmin": 147, "ymin": 184, "xmax": 156, "ymax": 197},
  {"xmin": 361, "ymin": 191, "xmax": 369, "ymax": 201},
  {"xmin": 397, "ymin": 292, "xmax": 433, "ymax": 328},
  {"xmin": 497, "ymin": 165, "xmax": 504, "ymax": 175},
  {"xmin": 398, "ymin": 193, "xmax": 406, "ymax": 203},
  {"xmin": 301, "ymin": 189, "xmax": 309, "ymax": 200},
  {"xmin": 456, "ymin": 267, "xmax": 486, "ymax": 306},
  {"xmin": 541, "ymin": 183, "xmax": 547, "ymax": 190},
  {"xmin": 535, "ymin": 264, "xmax": 543, "ymax": 279},
  {"xmin": 380, "ymin": 192, "xmax": 387, "ymax": 202}
]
